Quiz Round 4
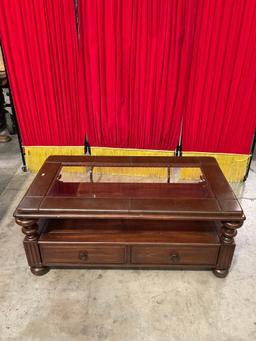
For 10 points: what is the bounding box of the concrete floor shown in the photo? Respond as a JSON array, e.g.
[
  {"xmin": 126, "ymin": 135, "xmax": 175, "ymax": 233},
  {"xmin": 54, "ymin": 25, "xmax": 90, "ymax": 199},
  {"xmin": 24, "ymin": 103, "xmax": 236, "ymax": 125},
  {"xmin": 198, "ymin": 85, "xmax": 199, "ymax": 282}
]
[{"xmin": 0, "ymin": 138, "xmax": 256, "ymax": 341}]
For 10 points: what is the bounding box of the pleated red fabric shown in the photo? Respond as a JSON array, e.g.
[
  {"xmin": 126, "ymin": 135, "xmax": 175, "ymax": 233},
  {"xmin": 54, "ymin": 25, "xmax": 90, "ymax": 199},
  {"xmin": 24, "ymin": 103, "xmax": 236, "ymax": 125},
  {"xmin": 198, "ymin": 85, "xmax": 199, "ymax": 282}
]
[
  {"xmin": 79, "ymin": 0, "xmax": 195, "ymax": 150},
  {"xmin": 1, "ymin": 0, "xmax": 256, "ymax": 154},
  {"xmin": 79, "ymin": 0, "xmax": 256, "ymax": 153}
]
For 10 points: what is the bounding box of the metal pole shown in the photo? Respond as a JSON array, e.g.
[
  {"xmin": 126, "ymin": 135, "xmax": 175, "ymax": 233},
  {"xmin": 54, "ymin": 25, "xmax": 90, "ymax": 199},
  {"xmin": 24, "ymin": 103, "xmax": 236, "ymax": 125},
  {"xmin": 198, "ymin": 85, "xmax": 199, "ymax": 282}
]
[
  {"xmin": 0, "ymin": 43, "xmax": 27, "ymax": 171},
  {"xmin": 84, "ymin": 135, "xmax": 91, "ymax": 155},
  {"xmin": 73, "ymin": 0, "xmax": 79, "ymax": 39},
  {"xmin": 84, "ymin": 135, "xmax": 93, "ymax": 182},
  {"xmin": 175, "ymin": 117, "xmax": 183, "ymax": 156},
  {"xmin": 243, "ymin": 129, "xmax": 256, "ymax": 181}
]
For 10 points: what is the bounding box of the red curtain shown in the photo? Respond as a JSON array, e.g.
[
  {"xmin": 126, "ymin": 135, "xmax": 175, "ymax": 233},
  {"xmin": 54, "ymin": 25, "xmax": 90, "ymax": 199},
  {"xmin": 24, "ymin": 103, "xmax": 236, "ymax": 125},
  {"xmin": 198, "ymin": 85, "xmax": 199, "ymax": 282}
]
[
  {"xmin": 0, "ymin": 0, "xmax": 83, "ymax": 146},
  {"xmin": 1, "ymin": 0, "xmax": 256, "ymax": 154},
  {"xmin": 79, "ymin": 0, "xmax": 197, "ymax": 150},
  {"xmin": 182, "ymin": 0, "xmax": 256, "ymax": 153},
  {"xmin": 79, "ymin": 0, "xmax": 256, "ymax": 154}
]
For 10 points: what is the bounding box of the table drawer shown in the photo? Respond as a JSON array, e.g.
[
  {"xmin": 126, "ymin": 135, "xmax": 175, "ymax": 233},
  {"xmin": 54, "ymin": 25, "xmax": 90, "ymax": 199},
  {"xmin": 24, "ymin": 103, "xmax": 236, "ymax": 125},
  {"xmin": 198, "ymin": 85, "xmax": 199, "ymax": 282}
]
[
  {"xmin": 131, "ymin": 245, "xmax": 218, "ymax": 265},
  {"xmin": 40, "ymin": 244, "xmax": 126, "ymax": 265}
]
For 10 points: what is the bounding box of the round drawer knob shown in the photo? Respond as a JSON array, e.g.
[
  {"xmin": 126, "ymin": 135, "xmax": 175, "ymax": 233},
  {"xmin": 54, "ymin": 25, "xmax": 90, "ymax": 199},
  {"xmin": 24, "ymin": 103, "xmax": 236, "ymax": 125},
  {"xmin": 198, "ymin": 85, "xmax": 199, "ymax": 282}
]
[
  {"xmin": 79, "ymin": 251, "xmax": 88, "ymax": 261},
  {"xmin": 169, "ymin": 253, "xmax": 180, "ymax": 263}
]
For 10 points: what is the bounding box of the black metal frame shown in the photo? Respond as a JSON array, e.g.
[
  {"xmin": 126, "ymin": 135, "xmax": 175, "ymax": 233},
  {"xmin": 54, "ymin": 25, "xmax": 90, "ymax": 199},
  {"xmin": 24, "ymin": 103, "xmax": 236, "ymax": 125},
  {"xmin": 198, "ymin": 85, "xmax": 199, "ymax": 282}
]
[
  {"xmin": 243, "ymin": 129, "xmax": 256, "ymax": 181},
  {"xmin": 84, "ymin": 135, "xmax": 93, "ymax": 182},
  {"xmin": 175, "ymin": 117, "xmax": 183, "ymax": 157},
  {"xmin": 73, "ymin": 0, "xmax": 79, "ymax": 37}
]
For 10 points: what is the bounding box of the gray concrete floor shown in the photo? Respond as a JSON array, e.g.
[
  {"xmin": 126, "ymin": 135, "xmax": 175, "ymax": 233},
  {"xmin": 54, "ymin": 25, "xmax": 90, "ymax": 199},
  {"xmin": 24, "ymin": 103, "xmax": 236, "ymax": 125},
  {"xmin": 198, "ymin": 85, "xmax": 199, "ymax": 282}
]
[
  {"xmin": 0, "ymin": 136, "xmax": 22, "ymax": 194},
  {"xmin": 0, "ymin": 140, "xmax": 256, "ymax": 341}
]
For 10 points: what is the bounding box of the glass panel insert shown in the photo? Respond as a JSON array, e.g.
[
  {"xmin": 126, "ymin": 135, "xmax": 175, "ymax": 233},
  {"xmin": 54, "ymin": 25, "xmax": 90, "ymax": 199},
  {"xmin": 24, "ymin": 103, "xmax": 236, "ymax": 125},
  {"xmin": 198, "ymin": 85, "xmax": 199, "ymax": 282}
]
[
  {"xmin": 48, "ymin": 165, "xmax": 211, "ymax": 198},
  {"xmin": 57, "ymin": 166, "xmax": 204, "ymax": 183}
]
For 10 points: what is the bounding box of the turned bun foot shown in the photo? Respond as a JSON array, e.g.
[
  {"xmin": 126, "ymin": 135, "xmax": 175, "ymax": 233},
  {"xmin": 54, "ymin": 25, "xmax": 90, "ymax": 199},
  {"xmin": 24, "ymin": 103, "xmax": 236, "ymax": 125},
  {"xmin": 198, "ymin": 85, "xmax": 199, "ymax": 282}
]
[
  {"xmin": 30, "ymin": 267, "xmax": 49, "ymax": 276},
  {"xmin": 213, "ymin": 268, "xmax": 229, "ymax": 278}
]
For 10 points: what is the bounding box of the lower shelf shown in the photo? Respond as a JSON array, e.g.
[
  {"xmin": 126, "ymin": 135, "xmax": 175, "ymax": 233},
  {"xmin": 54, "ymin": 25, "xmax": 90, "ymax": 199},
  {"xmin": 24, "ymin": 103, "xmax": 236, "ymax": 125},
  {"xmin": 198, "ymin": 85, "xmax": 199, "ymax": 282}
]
[{"xmin": 38, "ymin": 219, "xmax": 221, "ymax": 268}]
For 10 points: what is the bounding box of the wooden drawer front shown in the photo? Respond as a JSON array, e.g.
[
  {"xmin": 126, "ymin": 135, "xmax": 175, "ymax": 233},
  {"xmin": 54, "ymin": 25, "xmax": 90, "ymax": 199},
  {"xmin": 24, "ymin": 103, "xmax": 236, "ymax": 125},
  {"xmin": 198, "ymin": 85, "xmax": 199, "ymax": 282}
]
[
  {"xmin": 40, "ymin": 244, "xmax": 126, "ymax": 265},
  {"xmin": 131, "ymin": 246, "xmax": 218, "ymax": 265}
]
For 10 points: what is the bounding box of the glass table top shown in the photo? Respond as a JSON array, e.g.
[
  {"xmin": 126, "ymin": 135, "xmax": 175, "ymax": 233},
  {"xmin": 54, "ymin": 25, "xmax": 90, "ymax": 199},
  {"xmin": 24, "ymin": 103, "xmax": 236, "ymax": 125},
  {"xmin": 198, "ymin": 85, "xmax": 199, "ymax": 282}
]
[{"xmin": 48, "ymin": 165, "xmax": 212, "ymax": 199}]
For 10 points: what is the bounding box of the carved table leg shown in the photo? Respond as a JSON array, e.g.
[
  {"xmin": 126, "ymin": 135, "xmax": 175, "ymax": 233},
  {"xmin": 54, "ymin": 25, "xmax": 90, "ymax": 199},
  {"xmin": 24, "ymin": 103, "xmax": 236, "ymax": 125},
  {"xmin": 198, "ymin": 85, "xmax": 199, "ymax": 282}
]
[
  {"xmin": 213, "ymin": 221, "xmax": 243, "ymax": 278},
  {"xmin": 16, "ymin": 218, "xmax": 49, "ymax": 276}
]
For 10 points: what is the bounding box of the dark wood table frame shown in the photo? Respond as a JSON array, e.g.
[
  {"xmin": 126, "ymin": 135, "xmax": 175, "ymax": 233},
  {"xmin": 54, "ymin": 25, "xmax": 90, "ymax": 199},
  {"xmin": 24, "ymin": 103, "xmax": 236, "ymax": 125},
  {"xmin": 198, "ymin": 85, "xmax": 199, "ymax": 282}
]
[{"xmin": 14, "ymin": 156, "xmax": 245, "ymax": 277}]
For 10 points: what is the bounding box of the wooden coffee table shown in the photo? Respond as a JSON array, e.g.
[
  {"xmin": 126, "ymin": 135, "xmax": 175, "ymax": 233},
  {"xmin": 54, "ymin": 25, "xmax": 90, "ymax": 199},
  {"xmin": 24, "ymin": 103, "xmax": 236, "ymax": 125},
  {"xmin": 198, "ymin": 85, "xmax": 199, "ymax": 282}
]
[{"xmin": 14, "ymin": 156, "xmax": 245, "ymax": 277}]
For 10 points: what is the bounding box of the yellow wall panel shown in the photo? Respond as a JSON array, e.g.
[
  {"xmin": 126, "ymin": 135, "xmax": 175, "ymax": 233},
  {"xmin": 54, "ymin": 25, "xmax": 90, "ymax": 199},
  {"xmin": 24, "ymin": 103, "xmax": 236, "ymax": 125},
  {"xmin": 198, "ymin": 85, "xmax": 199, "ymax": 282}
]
[{"xmin": 25, "ymin": 146, "xmax": 250, "ymax": 182}]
